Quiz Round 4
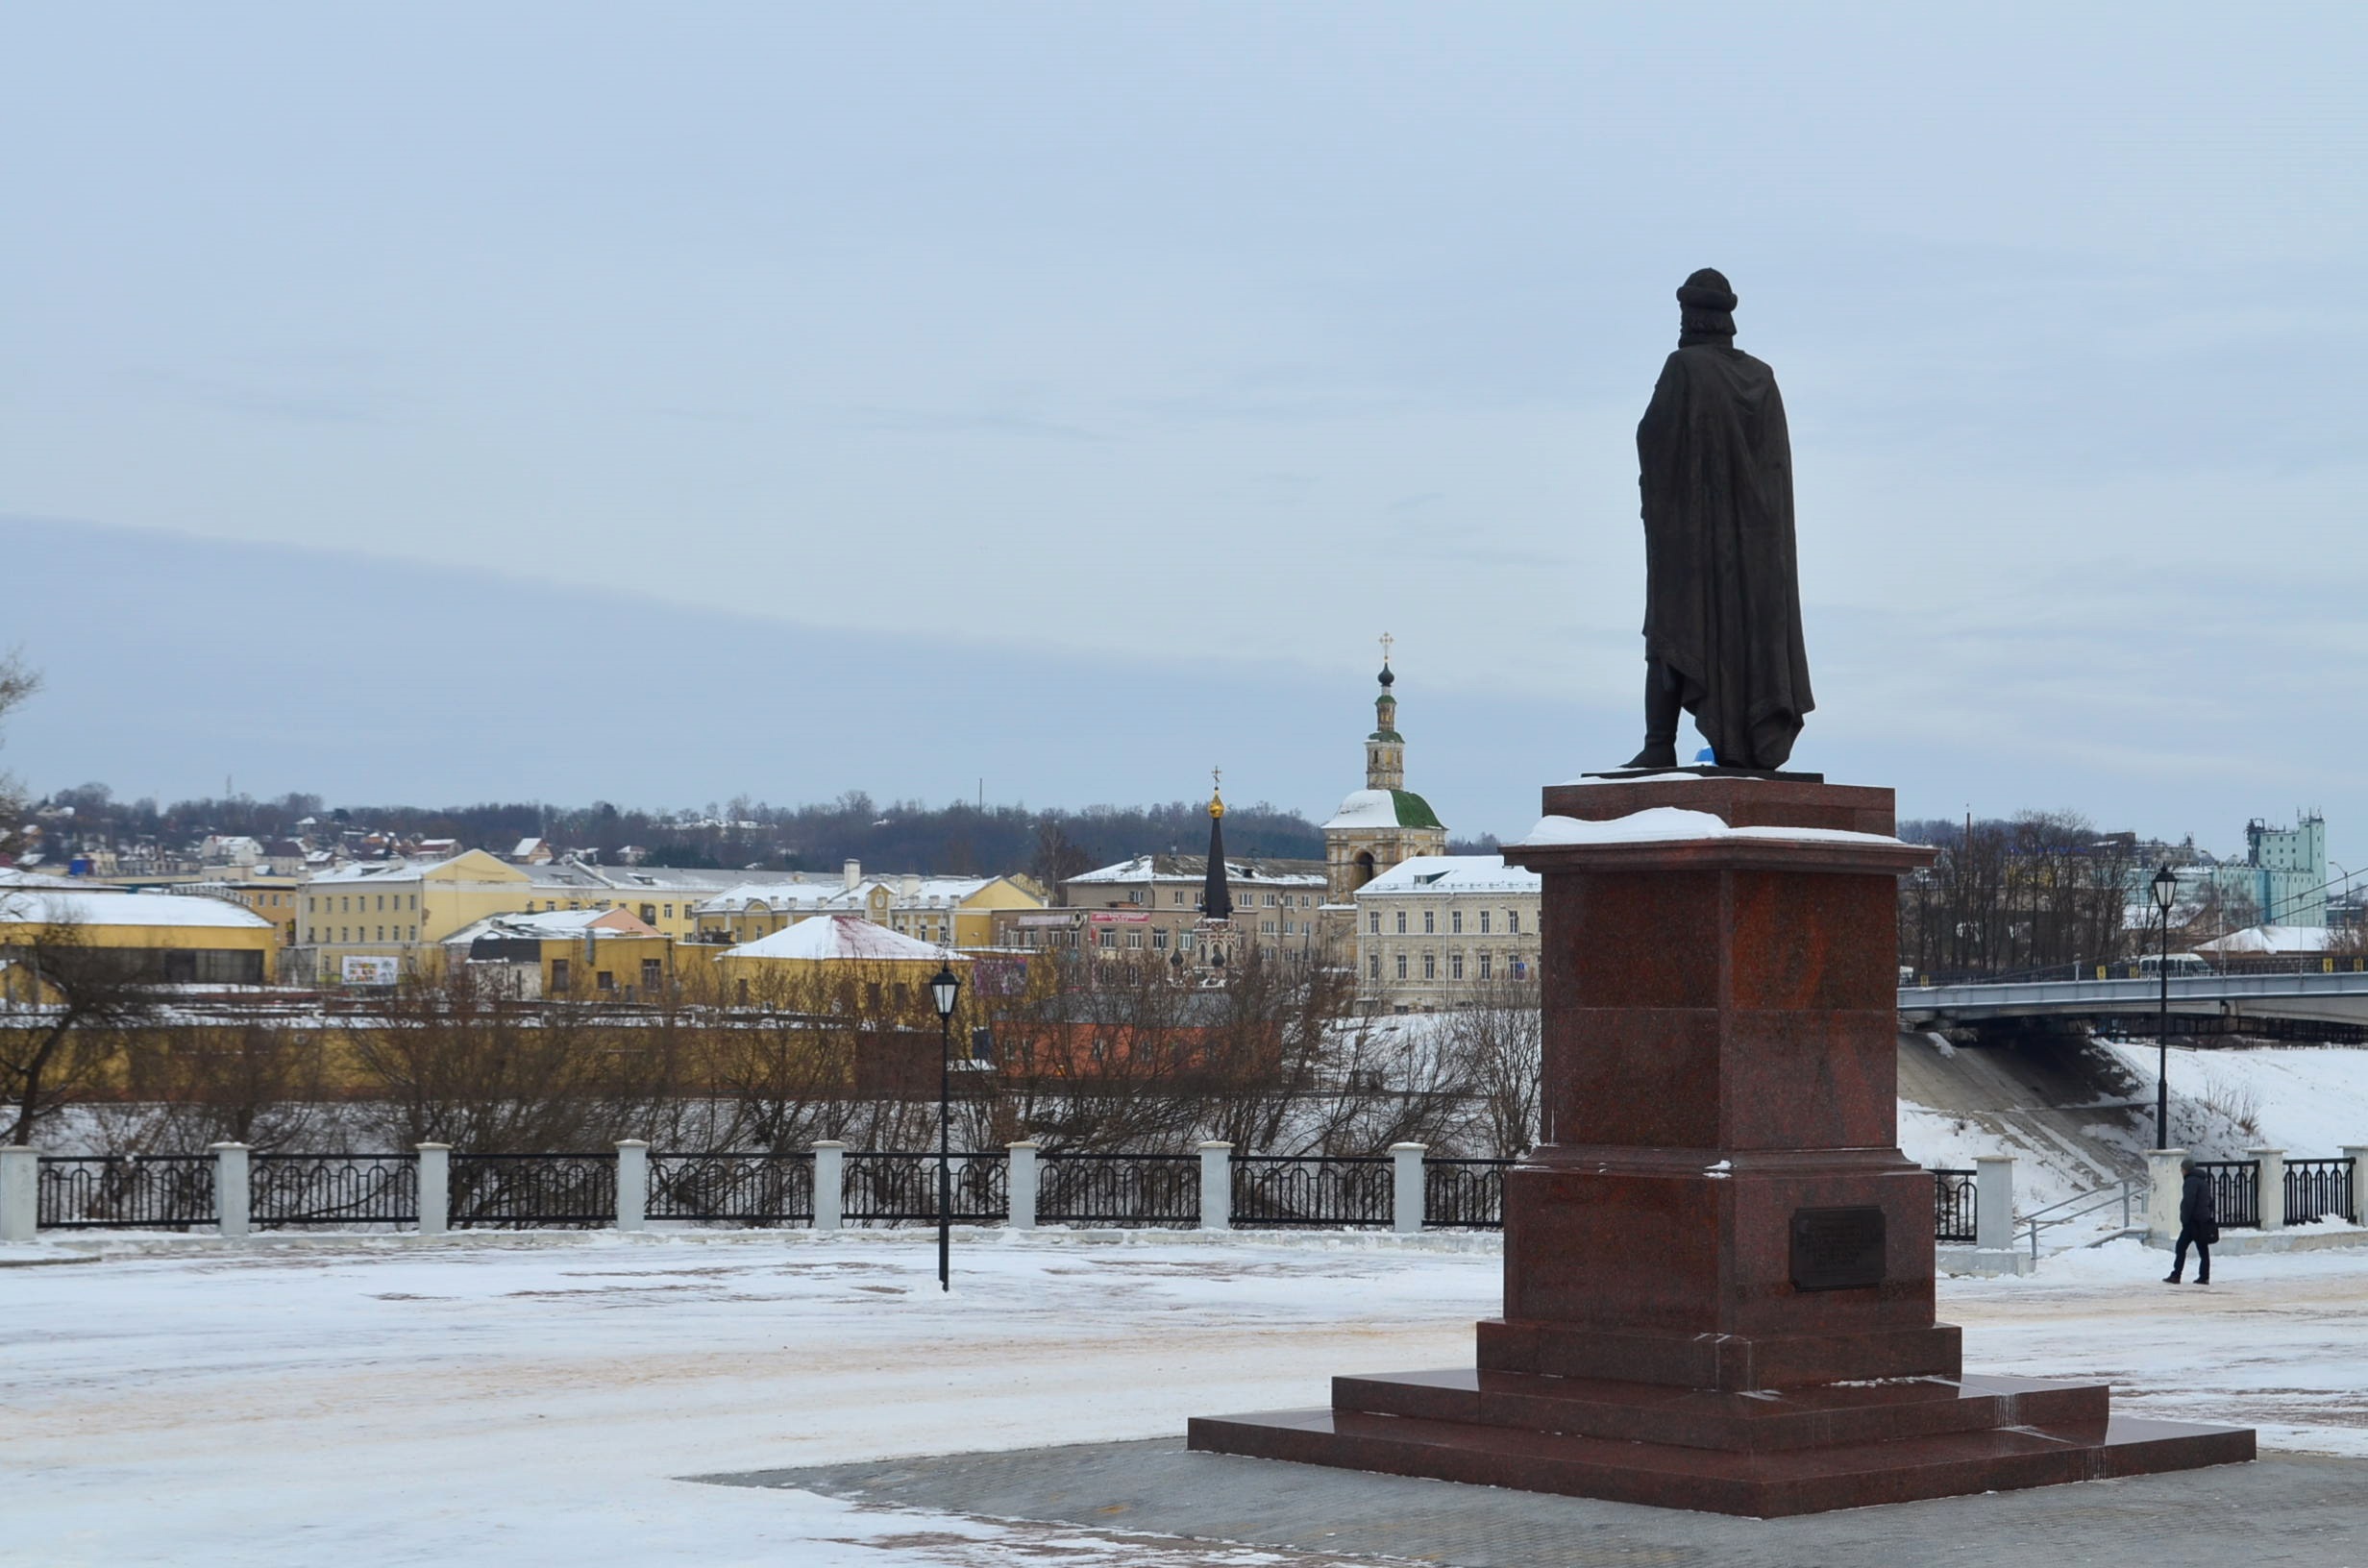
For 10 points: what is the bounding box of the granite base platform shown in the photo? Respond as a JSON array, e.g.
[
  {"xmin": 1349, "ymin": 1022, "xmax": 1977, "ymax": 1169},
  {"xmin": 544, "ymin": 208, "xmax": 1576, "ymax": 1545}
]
[
  {"xmin": 1190, "ymin": 1364, "xmax": 2255, "ymax": 1518},
  {"xmin": 706, "ymin": 1438, "xmax": 2365, "ymax": 1568}
]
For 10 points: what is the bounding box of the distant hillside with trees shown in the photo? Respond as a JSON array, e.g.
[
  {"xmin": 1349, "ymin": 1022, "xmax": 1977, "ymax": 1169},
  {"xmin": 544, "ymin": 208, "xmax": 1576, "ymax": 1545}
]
[{"xmin": 28, "ymin": 783, "xmax": 1339, "ymax": 886}]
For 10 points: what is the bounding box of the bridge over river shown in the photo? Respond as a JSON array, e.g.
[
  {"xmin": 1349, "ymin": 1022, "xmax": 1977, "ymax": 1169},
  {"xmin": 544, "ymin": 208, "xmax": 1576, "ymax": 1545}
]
[{"xmin": 1901, "ymin": 969, "xmax": 2368, "ymax": 1028}]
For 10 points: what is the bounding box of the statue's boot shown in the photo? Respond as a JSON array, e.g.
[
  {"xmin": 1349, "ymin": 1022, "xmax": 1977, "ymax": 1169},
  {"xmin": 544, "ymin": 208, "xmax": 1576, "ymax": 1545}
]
[{"xmin": 1623, "ymin": 661, "xmax": 1682, "ymax": 770}]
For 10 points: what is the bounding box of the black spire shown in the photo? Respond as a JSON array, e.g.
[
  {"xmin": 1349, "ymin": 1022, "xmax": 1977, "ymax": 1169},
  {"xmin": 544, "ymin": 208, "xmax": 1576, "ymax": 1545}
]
[{"xmin": 1200, "ymin": 768, "xmax": 1233, "ymax": 921}]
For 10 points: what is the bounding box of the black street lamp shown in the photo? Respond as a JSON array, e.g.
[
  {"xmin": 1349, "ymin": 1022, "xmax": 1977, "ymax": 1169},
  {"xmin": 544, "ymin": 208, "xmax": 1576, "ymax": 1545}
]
[
  {"xmin": 928, "ymin": 960, "xmax": 962, "ymax": 1292},
  {"xmin": 2151, "ymin": 864, "xmax": 2179, "ymax": 1150}
]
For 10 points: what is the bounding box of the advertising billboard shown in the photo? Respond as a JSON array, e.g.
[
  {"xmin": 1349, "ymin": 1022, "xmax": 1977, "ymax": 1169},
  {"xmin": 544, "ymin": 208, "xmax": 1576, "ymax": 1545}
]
[{"xmin": 340, "ymin": 956, "xmax": 400, "ymax": 987}]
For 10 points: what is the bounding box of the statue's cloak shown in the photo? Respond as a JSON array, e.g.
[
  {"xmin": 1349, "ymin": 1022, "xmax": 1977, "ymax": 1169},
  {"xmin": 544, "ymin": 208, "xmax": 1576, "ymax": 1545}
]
[{"xmin": 1636, "ymin": 344, "xmax": 1813, "ymax": 769}]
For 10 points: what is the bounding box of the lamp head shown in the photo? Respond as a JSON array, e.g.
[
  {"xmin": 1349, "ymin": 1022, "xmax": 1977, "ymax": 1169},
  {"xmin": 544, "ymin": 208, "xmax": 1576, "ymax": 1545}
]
[
  {"xmin": 2151, "ymin": 864, "xmax": 2179, "ymax": 914},
  {"xmin": 928, "ymin": 961, "xmax": 961, "ymax": 1020}
]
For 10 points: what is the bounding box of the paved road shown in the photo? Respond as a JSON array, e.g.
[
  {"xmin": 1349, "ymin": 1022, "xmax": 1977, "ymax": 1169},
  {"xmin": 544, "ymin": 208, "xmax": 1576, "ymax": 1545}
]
[{"xmin": 707, "ymin": 1436, "xmax": 2368, "ymax": 1568}]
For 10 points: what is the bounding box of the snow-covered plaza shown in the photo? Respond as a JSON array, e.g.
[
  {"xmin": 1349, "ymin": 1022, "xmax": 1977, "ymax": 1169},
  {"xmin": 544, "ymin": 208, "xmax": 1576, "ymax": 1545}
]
[{"xmin": 9, "ymin": 1227, "xmax": 2368, "ymax": 1566}]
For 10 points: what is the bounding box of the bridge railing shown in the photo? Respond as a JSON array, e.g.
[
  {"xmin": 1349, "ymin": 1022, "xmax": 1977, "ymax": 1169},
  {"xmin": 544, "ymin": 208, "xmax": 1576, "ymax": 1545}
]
[
  {"xmin": 1932, "ymin": 1168, "xmax": 1978, "ymax": 1244},
  {"xmin": 2192, "ymin": 1160, "xmax": 2260, "ymax": 1229},
  {"xmin": 2285, "ymin": 1157, "xmax": 2356, "ymax": 1224}
]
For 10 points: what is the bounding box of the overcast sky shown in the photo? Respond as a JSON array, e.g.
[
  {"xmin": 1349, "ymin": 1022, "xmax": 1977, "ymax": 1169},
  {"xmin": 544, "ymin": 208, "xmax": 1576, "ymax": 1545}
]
[{"xmin": 4, "ymin": 6, "xmax": 2365, "ymax": 851}]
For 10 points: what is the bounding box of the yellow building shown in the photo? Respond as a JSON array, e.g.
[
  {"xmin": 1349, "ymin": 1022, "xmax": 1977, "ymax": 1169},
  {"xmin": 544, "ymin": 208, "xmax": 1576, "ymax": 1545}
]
[
  {"xmin": 690, "ymin": 863, "xmax": 1045, "ymax": 949},
  {"xmin": 298, "ymin": 851, "xmax": 847, "ymax": 983},
  {"xmin": 190, "ymin": 878, "xmax": 307, "ymax": 946},
  {"xmin": 0, "ymin": 889, "xmax": 278, "ymax": 987},
  {"xmin": 440, "ymin": 906, "xmax": 674, "ymax": 999}
]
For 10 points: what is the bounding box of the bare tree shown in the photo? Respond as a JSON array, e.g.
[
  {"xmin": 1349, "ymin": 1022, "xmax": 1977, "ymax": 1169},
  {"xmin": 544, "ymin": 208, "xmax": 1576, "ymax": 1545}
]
[
  {"xmin": 0, "ymin": 649, "xmax": 37, "ymax": 860},
  {"xmin": 1436, "ymin": 968, "xmax": 1543, "ymax": 1156},
  {"xmin": 346, "ymin": 968, "xmax": 672, "ymax": 1153},
  {"xmin": 87, "ymin": 1016, "xmax": 336, "ymax": 1154},
  {"xmin": 1, "ymin": 906, "xmax": 161, "ymax": 1143}
]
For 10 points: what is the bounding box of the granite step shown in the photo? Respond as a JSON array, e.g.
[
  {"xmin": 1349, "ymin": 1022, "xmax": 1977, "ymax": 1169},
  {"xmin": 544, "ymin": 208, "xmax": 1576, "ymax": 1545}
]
[
  {"xmin": 1188, "ymin": 1405, "xmax": 2256, "ymax": 1518},
  {"xmin": 1332, "ymin": 1366, "xmax": 2109, "ymax": 1453}
]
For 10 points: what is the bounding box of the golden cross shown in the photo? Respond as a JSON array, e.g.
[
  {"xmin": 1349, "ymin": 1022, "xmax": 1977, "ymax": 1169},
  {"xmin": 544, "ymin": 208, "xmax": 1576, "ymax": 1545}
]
[{"xmin": 1378, "ymin": 631, "xmax": 1394, "ymax": 666}]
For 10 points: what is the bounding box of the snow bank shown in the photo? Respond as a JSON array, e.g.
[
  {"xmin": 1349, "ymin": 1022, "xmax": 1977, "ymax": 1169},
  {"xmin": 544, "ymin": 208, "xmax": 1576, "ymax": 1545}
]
[{"xmin": 2097, "ymin": 1039, "xmax": 2368, "ymax": 1159}]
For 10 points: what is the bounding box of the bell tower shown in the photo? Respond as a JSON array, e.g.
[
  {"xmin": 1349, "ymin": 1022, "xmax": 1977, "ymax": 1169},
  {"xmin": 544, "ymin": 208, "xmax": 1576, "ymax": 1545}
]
[{"xmin": 1319, "ymin": 638, "xmax": 1449, "ymax": 958}]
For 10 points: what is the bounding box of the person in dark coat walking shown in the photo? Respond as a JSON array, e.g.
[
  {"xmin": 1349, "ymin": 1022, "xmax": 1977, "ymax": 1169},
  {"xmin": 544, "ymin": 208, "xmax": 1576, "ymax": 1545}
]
[{"xmin": 2165, "ymin": 1158, "xmax": 2216, "ymax": 1284}]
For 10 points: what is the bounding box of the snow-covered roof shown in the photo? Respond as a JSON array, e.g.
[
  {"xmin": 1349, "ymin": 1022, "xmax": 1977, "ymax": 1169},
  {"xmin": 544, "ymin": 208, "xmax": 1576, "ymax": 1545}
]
[
  {"xmin": 2194, "ymin": 924, "xmax": 2337, "ymax": 955},
  {"xmin": 1358, "ymin": 855, "xmax": 1540, "ymax": 897},
  {"xmin": 308, "ymin": 858, "xmax": 437, "ymax": 885},
  {"xmin": 692, "ymin": 880, "xmax": 860, "ymax": 915},
  {"xmin": 0, "ymin": 891, "xmax": 273, "ymax": 930},
  {"xmin": 0, "ymin": 869, "xmax": 103, "ymax": 891},
  {"xmin": 1068, "ymin": 854, "xmax": 1326, "ymax": 888},
  {"xmin": 725, "ymin": 915, "xmax": 962, "ymax": 964},
  {"xmin": 1321, "ymin": 788, "xmax": 1445, "ymax": 833},
  {"xmin": 690, "ymin": 873, "xmax": 1012, "ymax": 915},
  {"xmin": 442, "ymin": 907, "xmax": 657, "ymax": 945}
]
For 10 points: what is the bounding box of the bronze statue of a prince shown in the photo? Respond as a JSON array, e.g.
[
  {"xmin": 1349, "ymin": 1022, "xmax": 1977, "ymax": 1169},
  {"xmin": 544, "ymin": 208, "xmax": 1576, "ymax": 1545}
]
[{"xmin": 1624, "ymin": 268, "xmax": 1814, "ymax": 772}]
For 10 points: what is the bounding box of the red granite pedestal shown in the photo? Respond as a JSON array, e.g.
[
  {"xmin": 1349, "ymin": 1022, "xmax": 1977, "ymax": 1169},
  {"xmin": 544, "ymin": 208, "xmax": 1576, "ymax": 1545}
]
[{"xmin": 1190, "ymin": 775, "xmax": 2254, "ymax": 1517}]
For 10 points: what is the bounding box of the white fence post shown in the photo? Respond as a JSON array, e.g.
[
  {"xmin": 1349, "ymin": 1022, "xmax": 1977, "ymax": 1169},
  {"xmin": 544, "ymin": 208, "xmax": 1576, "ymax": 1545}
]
[
  {"xmin": 211, "ymin": 1142, "xmax": 251, "ymax": 1239},
  {"xmin": 2250, "ymin": 1147, "xmax": 2284, "ymax": 1231},
  {"xmin": 2343, "ymin": 1146, "xmax": 2368, "ymax": 1224},
  {"xmin": 813, "ymin": 1140, "xmax": 846, "ymax": 1231},
  {"xmin": 1007, "ymin": 1141, "xmax": 1039, "ymax": 1231},
  {"xmin": 415, "ymin": 1143, "xmax": 450, "ymax": 1236},
  {"xmin": 1974, "ymin": 1155, "xmax": 2014, "ymax": 1253},
  {"xmin": 615, "ymin": 1139, "xmax": 649, "ymax": 1232},
  {"xmin": 2144, "ymin": 1147, "xmax": 2187, "ymax": 1243},
  {"xmin": 1197, "ymin": 1141, "xmax": 1232, "ymax": 1231},
  {"xmin": 1389, "ymin": 1142, "xmax": 1426, "ymax": 1236},
  {"xmin": 0, "ymin": 1145, "xmax": 37, "ymax": 1241}
]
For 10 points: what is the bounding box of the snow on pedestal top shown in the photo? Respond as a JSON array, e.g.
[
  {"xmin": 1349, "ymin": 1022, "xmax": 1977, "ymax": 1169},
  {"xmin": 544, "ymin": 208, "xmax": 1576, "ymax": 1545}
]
[{"xmin": 1510, "ymin": 806, "xmax": 1910, "ymax": 851}]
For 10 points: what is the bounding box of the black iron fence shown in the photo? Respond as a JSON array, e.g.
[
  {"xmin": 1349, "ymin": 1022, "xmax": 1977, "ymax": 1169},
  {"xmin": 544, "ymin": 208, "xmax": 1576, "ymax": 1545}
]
[
  {"xmin": 2194, "ymin": 1160, "xmax": 2260, "ymax": 1230},
  {"xmin": 1933, "ymin": 1168, "xmax": 1978, "ymax": 1244},
  {"xmin": 843, "ymin": 1151, "xmax": 1007, "ymax": 1223},
  {"xmin": 1423, "ymin": 1159, "xmax": 1509, "ymax": 1229},
  {"xmin": 1036, "ymin": 1154, "xmax": 1200, "ymax": 1226},
  {"xmin": 35, "ymin": 1155, "xmax": 215, "ymax": 1230},
  {"xmin": 37, "ymin": 1147, "xmax": 2345, "ymax": 1247},
  {"xmin": 1233, "ymin": 1155, "xmax": 1392, "ymax": 1227},
  {"xmin": 649, "ymin": 1152, "xmax": 816, "ymax": 1226},
  {"xmin": 449, "ymin": 1152, "xmax": 617, "ymax": 1228},
  {"xmin": 252, "ymin": 1154, "xmax": 419, "ymax": 1229},
  {"xmin": 2284, "ymin": 1158, "xmax": 2356, "ymax": 1225}
]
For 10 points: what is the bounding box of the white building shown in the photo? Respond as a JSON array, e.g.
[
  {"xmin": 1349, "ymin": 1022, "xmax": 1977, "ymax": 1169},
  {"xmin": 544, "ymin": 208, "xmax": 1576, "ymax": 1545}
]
[{"xmin": 1354, "ymin": 855, "xmax": 1542, "ymax": 1011}]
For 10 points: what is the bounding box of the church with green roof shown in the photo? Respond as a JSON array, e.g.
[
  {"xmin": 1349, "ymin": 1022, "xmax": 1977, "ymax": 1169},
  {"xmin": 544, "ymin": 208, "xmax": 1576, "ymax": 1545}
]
[{"xmin": 1319, "ymin": 640, "xmax": 1449, "ymax": 959}]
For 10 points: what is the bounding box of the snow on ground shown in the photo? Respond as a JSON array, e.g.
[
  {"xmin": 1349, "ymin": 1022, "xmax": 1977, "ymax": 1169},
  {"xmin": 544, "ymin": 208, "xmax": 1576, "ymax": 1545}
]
[
  {"xmin": 8, "ymin": 1228, "xmax": 2368, "ymax": 1566},
  {"xmin": 2096, "ymin": 1039, "xmax": 2368, "ymax": 1160}
]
